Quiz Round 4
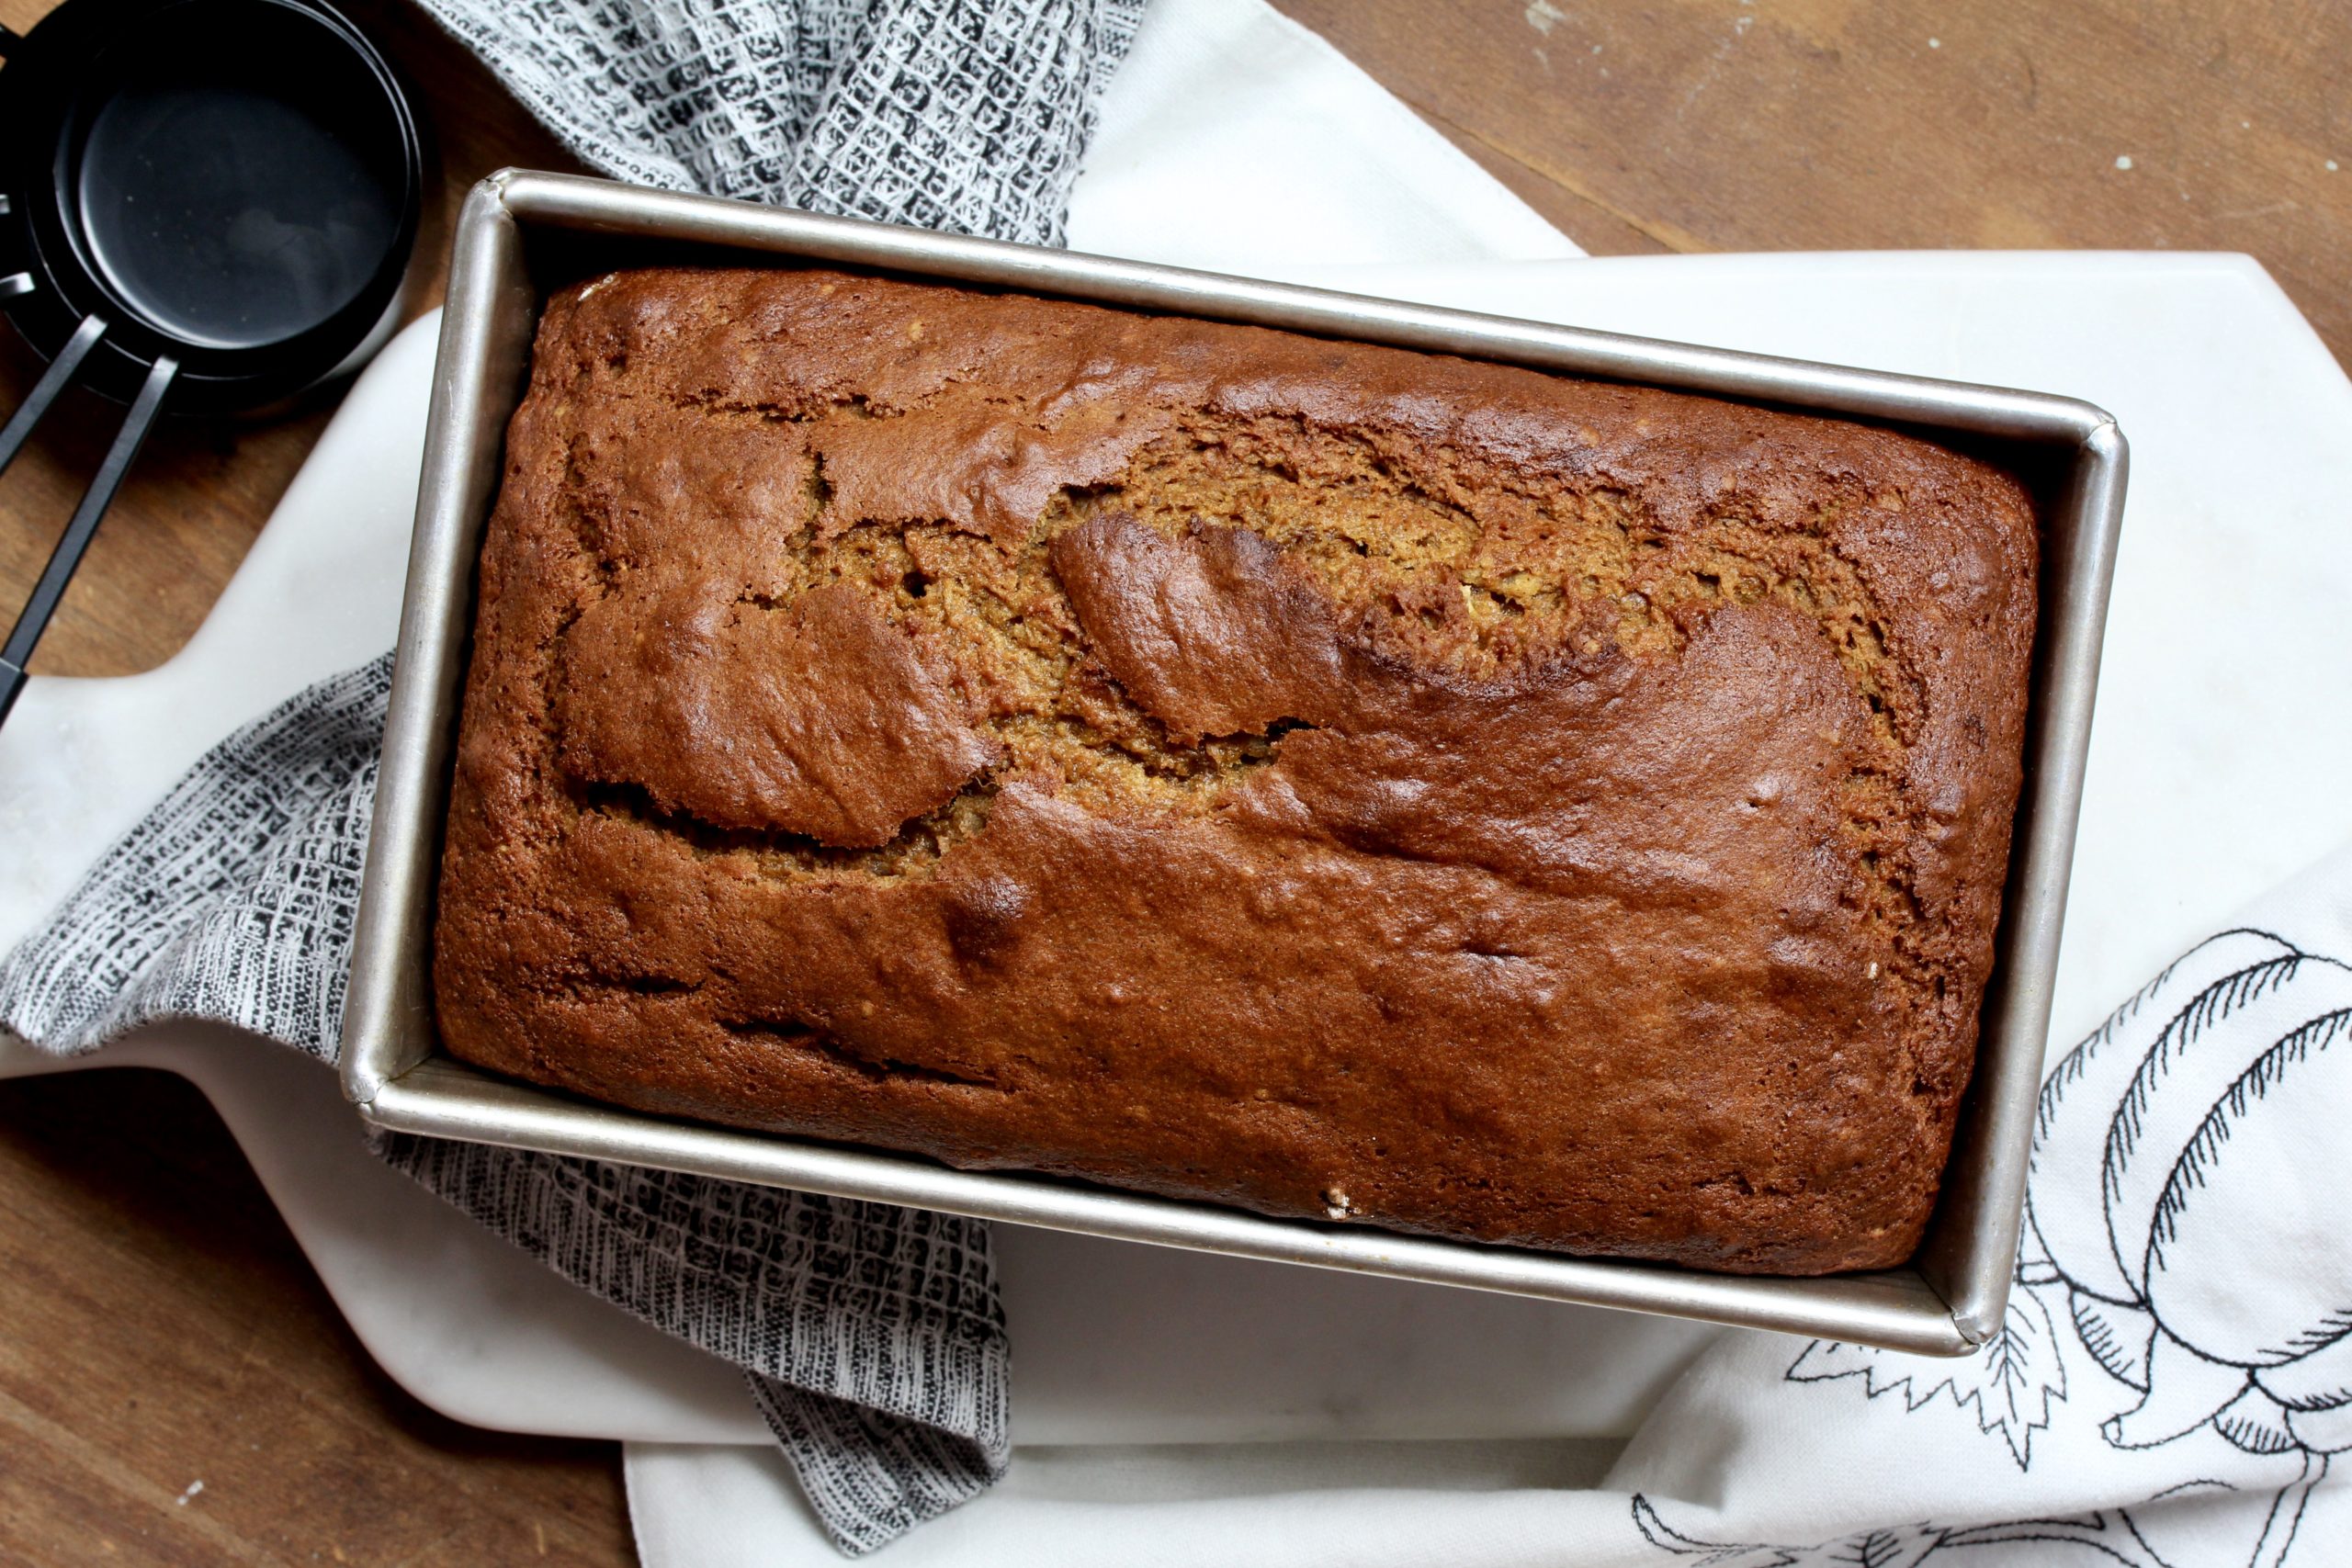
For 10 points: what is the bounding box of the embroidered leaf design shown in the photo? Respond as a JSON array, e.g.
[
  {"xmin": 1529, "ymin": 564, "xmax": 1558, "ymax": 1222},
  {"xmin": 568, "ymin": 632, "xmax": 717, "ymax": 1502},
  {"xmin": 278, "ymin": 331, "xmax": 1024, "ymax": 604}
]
[
  {"xmin": 1633, "ymin": 1499, "xmax": 2178, "ymax": 1568},
  {"xmin": 1631, "ymin": 1498, "xmax": 1950, "ymax": 1567},
  {"xmin": 1631, "ymin": 1495, "xmax": 1802, "ymax": 1566},
  {"xmin": 1822, "ymin": 1527, "xmax": 1948, "ymax": 1567},
  {"xmin": 1982, "ymin": 1284, "xmax": 2068, "ymax": 1464},
  {"xmin": 1787, "ymin": 1285, "xmax": 2067, "ymax": 1469},
  {"xmin": 1939, "ymin": 1508, "xmax": 2173, "ymax": 1568}
]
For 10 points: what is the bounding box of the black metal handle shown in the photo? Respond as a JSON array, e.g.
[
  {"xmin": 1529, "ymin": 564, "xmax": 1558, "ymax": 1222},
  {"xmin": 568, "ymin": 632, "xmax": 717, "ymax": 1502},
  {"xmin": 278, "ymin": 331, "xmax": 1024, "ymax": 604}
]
[
  {"xmin": 0, "ymin": 314, "xmax": 107, "ymax": 473},
  {"xmin": 0, "ymin": 319, "xmax": 177, "ymax": 728}
]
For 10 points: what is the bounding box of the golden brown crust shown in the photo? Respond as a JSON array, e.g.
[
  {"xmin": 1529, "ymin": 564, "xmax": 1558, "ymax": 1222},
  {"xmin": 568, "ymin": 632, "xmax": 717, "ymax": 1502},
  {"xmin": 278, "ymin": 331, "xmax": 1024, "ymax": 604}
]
[{"xmin": 432, "ymin": 265, "xmax": 2038, "ymax": 1275}]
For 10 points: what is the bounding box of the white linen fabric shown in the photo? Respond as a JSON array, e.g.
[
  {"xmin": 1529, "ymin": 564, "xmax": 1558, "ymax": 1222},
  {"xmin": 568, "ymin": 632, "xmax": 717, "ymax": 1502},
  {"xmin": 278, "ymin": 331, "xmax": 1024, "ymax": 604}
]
[{"xmin": 0, "ymin": 0, "xmax": 1141, "ymax": 1554}]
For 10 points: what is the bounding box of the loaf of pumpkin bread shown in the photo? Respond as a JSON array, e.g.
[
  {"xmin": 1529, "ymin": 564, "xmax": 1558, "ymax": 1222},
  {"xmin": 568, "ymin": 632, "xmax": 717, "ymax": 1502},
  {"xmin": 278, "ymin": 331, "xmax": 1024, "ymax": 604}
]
[{"xmin": 433, "ymin": 265, "xmax": 2037, "ymax": 1275}]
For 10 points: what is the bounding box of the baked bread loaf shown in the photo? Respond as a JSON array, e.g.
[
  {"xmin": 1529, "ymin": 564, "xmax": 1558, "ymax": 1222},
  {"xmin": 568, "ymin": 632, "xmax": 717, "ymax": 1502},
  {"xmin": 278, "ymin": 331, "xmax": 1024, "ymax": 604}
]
[{"xmin": 434, "ymin": 265, "xmax": 2037, "ymax": 1275}]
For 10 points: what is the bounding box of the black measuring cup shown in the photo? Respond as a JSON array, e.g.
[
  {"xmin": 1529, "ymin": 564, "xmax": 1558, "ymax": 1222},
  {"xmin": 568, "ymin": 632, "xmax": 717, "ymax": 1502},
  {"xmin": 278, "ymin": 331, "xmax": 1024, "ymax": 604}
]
[{"xmin": 0, "ymin": 0, "xmax": 426, "ymax": 725}]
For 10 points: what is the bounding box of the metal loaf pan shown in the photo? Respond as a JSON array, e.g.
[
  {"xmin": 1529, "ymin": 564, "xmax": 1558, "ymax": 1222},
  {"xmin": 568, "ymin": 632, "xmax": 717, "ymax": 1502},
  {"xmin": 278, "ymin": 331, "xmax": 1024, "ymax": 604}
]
[{"xmin": 343, "ymin": 170, "xmax": 2127, "ymax": 1357}]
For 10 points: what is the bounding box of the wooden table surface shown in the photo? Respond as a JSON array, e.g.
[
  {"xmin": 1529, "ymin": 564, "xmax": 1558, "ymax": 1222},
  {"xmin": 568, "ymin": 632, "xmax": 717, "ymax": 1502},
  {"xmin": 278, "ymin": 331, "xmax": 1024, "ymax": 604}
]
[{"xmin": 1, "ymin": 1, "xmax": 2344, "ymax": 1561}]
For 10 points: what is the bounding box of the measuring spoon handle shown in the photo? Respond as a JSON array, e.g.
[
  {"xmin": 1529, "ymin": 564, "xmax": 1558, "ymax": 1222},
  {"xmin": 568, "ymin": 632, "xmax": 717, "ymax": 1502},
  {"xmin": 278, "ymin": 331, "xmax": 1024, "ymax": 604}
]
[{"xmin": 0, "ymin": 320, "xmax": 176, "ymax": 728}]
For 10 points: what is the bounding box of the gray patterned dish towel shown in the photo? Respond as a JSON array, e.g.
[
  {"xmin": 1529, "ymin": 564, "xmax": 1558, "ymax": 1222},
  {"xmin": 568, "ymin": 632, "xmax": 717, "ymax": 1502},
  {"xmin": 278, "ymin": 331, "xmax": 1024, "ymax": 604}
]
[{"xmin": 0, "ymin": 1, "xmax": 1142, "ymax": 1552}]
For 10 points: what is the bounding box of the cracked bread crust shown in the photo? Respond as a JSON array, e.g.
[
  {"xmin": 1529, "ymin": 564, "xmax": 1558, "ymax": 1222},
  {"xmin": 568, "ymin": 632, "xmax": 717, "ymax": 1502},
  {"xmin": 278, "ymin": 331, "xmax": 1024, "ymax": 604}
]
[{"xmin": 432, "ymin": 265, "xmax": 2038, "ymax": 1275}]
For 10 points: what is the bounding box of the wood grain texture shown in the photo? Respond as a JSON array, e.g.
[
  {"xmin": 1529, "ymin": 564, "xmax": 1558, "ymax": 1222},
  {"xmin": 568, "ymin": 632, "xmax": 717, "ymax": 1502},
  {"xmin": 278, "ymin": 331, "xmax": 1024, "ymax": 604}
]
[
  {"xmin": 1271, "ymin": 0, "xmax": 2352, "ymax": 362},
  {"xmin": 1, "ymin": 1, "xmax": 2346, "ymax": 1561},
  {"xmin": 0, "ymin": 1069, "xmax": 631, "ymax": 1566}
]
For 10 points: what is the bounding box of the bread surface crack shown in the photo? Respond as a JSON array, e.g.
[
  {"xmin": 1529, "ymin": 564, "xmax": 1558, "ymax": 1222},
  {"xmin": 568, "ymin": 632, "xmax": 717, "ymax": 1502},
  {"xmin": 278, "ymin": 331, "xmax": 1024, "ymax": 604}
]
[{"xmin": 719, "ymin": 1018, "xmax": 1006, "ymax": 1090}]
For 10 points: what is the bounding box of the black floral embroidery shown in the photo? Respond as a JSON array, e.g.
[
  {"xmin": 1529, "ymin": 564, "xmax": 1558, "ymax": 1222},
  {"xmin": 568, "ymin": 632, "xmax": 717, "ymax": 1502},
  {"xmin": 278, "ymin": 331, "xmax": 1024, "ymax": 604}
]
[
  {"xmin": 1633, "ymin": 1494, "xmax": 2178, "ymax": 1567},
  {"xmin": 1639, "ymin": 929, "xmax": 2352, "ymax": 1566},
  {"xmin": 1788, "ymin": 1284, "xmax": 2067, "ymax": 1469}
]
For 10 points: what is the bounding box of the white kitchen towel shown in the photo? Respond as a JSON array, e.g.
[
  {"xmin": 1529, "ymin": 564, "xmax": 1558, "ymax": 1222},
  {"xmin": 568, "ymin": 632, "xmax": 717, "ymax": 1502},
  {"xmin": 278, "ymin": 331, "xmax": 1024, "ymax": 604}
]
[
  {"xmin": 626, "ymin": 840, "xmax": 2352, "ymax": 1565},
  {"xmin": 0, "ymin": 0, "xmax": 1145, "ymax": 1555}
]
